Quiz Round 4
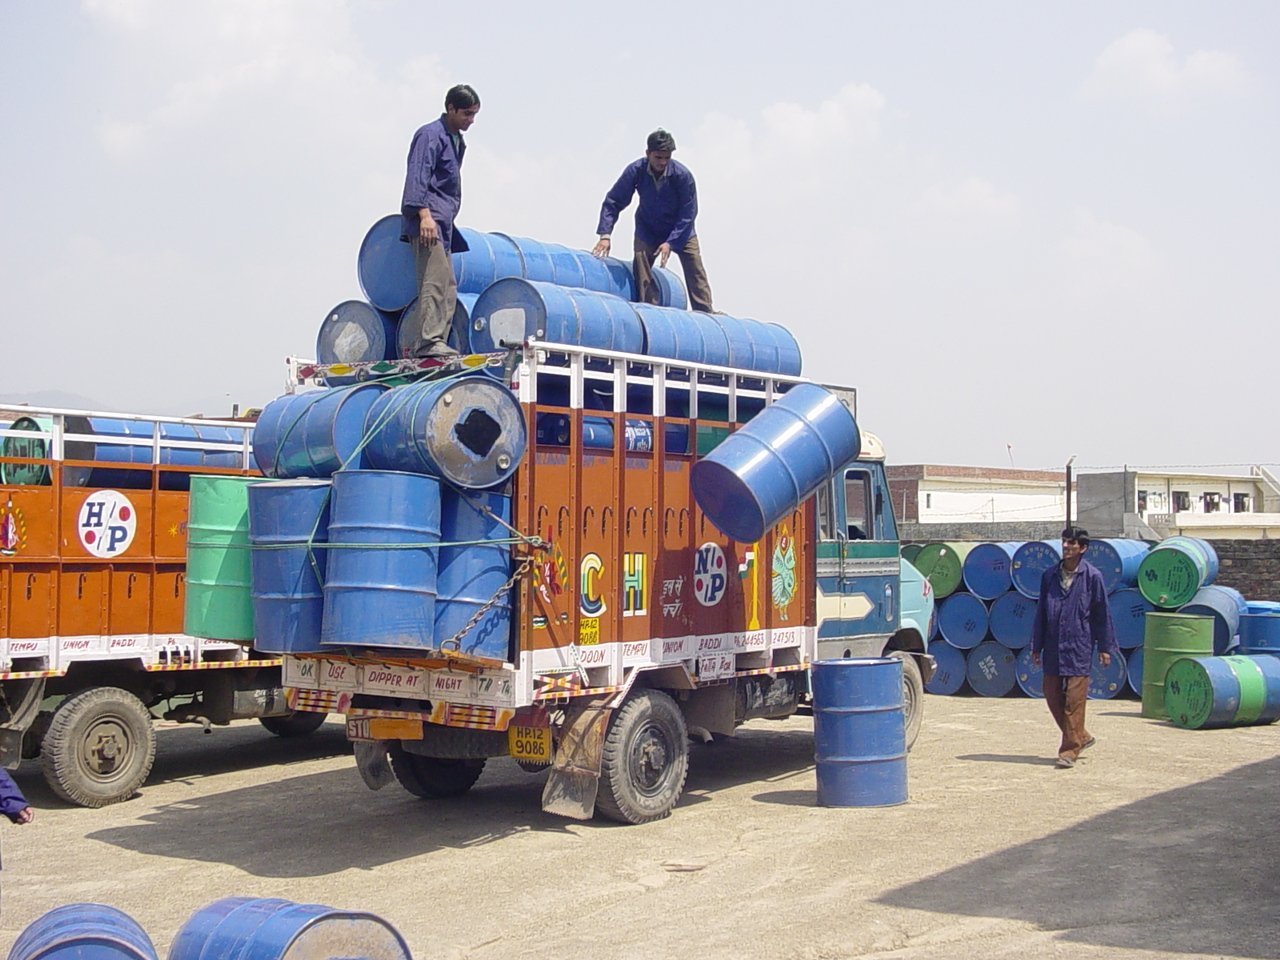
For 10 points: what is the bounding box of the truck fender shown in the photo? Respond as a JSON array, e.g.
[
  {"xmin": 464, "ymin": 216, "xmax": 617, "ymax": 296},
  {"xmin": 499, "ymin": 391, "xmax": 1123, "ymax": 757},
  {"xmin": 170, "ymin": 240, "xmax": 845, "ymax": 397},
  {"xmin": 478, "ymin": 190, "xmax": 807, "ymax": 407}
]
[
  {"xmin": 353, "ymin": 740, "xmax": 395, "ymax": 791},
  {"xmin": 0, "ymin": 677, "xmax": 48, "ymax": 767},
  {"xmin": 541, "ymin": 696, "xmax": 611, "ymax": 821}
]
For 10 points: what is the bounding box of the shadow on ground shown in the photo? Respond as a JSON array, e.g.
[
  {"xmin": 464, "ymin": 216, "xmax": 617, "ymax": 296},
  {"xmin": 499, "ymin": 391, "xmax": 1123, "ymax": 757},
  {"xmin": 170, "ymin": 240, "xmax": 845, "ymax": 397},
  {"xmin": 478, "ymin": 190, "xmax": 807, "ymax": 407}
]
[
  {"xmin": 82, "ymin": 722, "xmax": 819, "ymax": 877},
  {"xmin": 878, "ymin": 754, "xmax": 1280, "ymax": 958}
]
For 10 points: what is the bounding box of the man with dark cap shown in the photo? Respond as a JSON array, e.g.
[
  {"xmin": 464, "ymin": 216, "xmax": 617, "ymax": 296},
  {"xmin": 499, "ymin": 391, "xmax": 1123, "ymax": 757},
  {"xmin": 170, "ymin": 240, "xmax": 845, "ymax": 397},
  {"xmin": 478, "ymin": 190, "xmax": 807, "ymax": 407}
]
[
  {"xmin": 592, "ymin": 129, "xmax": 715, "ymax": 313},
  {"xmin": 400, "ymin": 84, "xmax": 480, "ymax": 359},
  {"xmin": 1031, "ymin": 527, "xmax": 1119, "ymax": 768}
]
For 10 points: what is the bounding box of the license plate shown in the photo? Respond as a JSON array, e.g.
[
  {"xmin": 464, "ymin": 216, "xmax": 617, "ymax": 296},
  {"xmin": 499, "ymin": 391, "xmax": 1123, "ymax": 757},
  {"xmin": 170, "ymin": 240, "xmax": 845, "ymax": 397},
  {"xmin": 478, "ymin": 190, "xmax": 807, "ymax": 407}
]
[
  {"xmin": 508, "ymin": 724, "xmax": 552, "ymax": 762},
  {"xmin": 347, "ymin": 717, "xmax": 424, "ymax": 741}
]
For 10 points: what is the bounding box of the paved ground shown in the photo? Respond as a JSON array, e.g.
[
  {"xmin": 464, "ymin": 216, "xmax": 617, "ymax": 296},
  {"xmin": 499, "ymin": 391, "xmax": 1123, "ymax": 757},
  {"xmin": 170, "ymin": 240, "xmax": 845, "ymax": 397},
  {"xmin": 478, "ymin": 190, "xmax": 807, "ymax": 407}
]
[{"xmin": 1, "ymin": 694, "xmax": 1277, "ymax": 960}]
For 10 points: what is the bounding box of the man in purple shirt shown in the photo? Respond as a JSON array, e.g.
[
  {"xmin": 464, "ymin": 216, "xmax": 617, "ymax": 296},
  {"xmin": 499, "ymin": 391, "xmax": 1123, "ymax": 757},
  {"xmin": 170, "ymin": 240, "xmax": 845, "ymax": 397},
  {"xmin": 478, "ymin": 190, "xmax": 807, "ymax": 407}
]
[
  {"xmin": 592, "ymin": 129, "xmax": 715, "ymax": 314},
  {"xmin": 1032, "ymin": 527, "xmax": 1118, "ymax": 768},
  {"xmin": 0, "ymin": 768, "xmax": 33, "ymax": 825},
  {"xmin": 400, "ymin": 84, "xmax": 480, "ymax": 359}
]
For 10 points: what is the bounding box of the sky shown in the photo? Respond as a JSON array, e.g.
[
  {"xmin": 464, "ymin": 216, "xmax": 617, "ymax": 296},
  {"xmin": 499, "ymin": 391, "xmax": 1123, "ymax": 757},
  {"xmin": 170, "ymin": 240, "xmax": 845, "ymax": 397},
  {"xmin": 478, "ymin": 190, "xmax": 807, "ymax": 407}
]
[{"xmin": 1, "ymin": 1, "xmax": 1276, "ymax": 472}]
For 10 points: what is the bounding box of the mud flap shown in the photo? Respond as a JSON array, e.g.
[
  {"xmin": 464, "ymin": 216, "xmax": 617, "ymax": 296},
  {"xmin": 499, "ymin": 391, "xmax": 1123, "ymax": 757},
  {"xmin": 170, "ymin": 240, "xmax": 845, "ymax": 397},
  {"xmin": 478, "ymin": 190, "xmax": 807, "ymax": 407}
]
[
  {"xmin": 353, "ymin": 740, "xmax": 395, "ymax": 791},
  {"xmin": 541, "ymin": 698, "xmax": 611, "ymax": 820}
]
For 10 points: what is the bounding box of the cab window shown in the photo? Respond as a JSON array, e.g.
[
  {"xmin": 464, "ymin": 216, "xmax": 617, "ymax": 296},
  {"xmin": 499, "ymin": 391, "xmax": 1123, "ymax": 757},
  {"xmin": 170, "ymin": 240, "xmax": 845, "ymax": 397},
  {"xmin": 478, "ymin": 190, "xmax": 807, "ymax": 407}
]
[{"xmin": 845, "ymin": 471, "xmax": 871, "ymax": 540}]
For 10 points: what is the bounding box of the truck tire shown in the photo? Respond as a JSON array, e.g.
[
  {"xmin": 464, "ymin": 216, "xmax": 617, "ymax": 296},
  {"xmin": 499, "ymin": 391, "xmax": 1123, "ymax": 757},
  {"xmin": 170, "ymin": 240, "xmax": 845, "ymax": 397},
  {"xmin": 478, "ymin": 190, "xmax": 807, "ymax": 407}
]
[
  {"xmin": 888, "ymin": 651, "xmax": 924, "ymax": 751},
  {"xmin": 595, "ymin": 689, "xmax": 689, "ymax": 825},
  {"xmin": 259, "ymin": 711, "xmax": 328, "ymax": 737},
  {"xmin": 387, "ymin": 744, "xmax": 485, "ymax": 798},
  {"xmin": 39, "ymin": 687, "xmax": 156, "ymax": 808}
]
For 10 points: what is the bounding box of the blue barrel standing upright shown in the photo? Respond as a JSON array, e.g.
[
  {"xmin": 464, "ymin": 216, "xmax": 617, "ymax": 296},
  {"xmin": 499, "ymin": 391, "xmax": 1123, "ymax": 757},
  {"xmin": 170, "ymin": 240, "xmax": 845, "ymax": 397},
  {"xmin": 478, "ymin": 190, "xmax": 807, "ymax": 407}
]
[
  {"xmin": 357, "ymin": 214, "xmax": 418, "ymax": 313},
  {"xmin": 962, "ymin": 542, "xmax": 1019, "ymax": 599},
  {"xmin": 248, "ymin": 479, "xmax": 331, "ymax": 655},
  {"xmin": 691, "ymin": 383, "xmax": 860, "ymax": 544},
  {"xmin": 435, "ymin": 489, "xmax": 514, "ymax": 660},
  {"xmin": 252, "ymin": 383, "xmax": 387, "ymax": 479},
  {"xmin": 9, "ymin": 904, "xmax": 158, "ymax": 960},
  {"xmin": 1011, "ymin": 540, "xmax": 1063, "ymax": 598},
  {"xmin": 1239, "ymin": 612, "xmax": 1280, "ymax": 656},
  {"xmin": 321, "ymin": 470, "xmax": 442, "ymax": 649},
  {"xmin": 811, "ymin": 658, "xmax": 907, "ymax": 807}
]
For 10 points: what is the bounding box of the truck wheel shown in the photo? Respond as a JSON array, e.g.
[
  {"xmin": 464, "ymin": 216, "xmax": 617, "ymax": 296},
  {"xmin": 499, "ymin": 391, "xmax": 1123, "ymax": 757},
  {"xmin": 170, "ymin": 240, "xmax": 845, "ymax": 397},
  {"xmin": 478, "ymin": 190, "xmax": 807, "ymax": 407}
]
[
  {"xmin": 888, "ymin": 651, "xmax": 924, "ymax": 751},
  {"xmin": 595, "ymin": 689, "xmax": 689, "ymax": 825},
  {"xmin": 387, "ymin": 744, "xmax": 485, "ymax": 798},
  {"xmin": 40, "ymin": 687, "xmax": 156, "ymax": 808},
  {"xmin": 259, "ymin": 712, "xmax": 328, "ymax": 737}
]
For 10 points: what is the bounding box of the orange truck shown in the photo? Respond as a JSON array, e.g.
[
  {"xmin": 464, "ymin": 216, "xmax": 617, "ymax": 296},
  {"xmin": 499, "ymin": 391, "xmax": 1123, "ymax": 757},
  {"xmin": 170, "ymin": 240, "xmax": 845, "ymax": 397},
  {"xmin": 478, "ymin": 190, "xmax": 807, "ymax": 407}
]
[
  {"xmin": 0, "ymin": 407, "xmax": 327, "ymax": 807},
  {"xmin": 278, "ymin": 342, "xmax": 935, "ymax": 823}
]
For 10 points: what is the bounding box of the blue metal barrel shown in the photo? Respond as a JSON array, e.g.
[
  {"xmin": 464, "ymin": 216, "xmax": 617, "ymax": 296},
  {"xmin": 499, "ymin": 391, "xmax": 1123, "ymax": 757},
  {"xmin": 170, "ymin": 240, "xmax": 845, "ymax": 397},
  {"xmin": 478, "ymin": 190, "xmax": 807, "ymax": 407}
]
[
  {"xmin": 652, "ymin": 265, "xmax": 688, "ymax": 309},
  {"xmin": 690, "ymin": 383, "xmax": 860, "ymax": 543},
  {"xmin": 760, "ymin": 321, "xmax": 803, "ymax": 376},
  {"xmin": 709, "ymin": 314, "xmax": 759, "ymax": 371},
  {"xmin": 988, "ymin": 590, "xmax": 1036, "ymax": 649},
  {"xmin": 1126, "ymin": 646, "xmax": 1144, "ymax": 695},
  {"xmin": 248, "ymin": 479, "xmax": 331, "ymax": 655},
  {"xmin": 470, "ymin": 278, "xmax": 644, "ymax": 354},
  {"xmin": 634, "ymin": 303, "xmax": 714, "ymax": 365},
  {"xmin": 1109, "ymin": 588, "xmax": 1154, "ymax": 650},
  {"xmin": 962, "ymin": 542, "xmax": 1019, "ymax": 599},
  {"xmin": 602, "ymin": 256, "xmax": 636, "ymax": 299},
  {"xmin": 937, "ymin": 592, "xmax": 989, "ymax": 649},
  {"xmin": 435, "ymin": 489, "xmax": 513, "ymax": 660},
  {"xmin": 357, "ymin": 214, "xmax": 417, "ymax": 313},
  {"xmin": 395, "ymin": 292, "xmax": 478, "ymax": 359},
  {"xmin": 924, "ymin": 640, "xmax": 967, "ymax": 695},
  {"xmin": 545, "ymin": 242, "xmax": 586, "ymax": 288},
  {"xmin": 315, "ymin": 300, "xmax": 398, "ymax": 374},
  {"xmin": 965, "ymin": 641, "xmax": 1017, "ymax": 697},
  {"xmin": 1246, "ymin": 600, "xmax": 1280, "ymax": 614},
  {"xmin": 811, "ymin": 658, "xmax": 907, "ymax": 807},
  {"xmin": 1084, "ymin": 538, "xmax": 1149, "ymax": 593},
  {"xmin": 9, "ymin": 903, "xmax": 158, "ymax": 960},
  {"xmin": 1088, "ymin": 649, "xmax": 1127, "ymax": 700},
  {"xmin": 452, "ymin": 227, "xmax": 523, "ymax": 294},
  {"xmin": 1011, "ymin": 540, "xmax": 1063, "ymax": 598},
  {"xmin": 321, "ymin": 470, "xmax": 441, "ymax": 649},
  {"xmin": 1180, "ymin": 584, "xmax": 1248, "ymax": 655},
  {"xmin": 1239, "ymin": 612, "xmax": 1280, "ymax": 656},
  {"xmin": 574, "ymin": 250, "xmax": 615, "ymax": 293},
  {"xmin": 61, "ymin": 418, "xmax": 247, "ymax": 488},
  {"xmin": 495, "ymin": 233, "xmax": 554, "ymax": 282},
  {"xmin": 1015, "ymin": 647, "xmax": 1044, "ymax": 698},
  {"xmin": 170, "ymin": 897, "xmax": 411, "ymax": 960},
  {"xmin": 363, "ymin": 376, "xmax": 526, "ymax": 489},
  {"xmin": 157, "ymin": 424, "xmax": 248, "ymax": 471},
  {"xmin": 251, "ymin": 383, "xmax": 387, "ymax": 479},
  {"xmin": 1164, "ymin": 654, "xmax": 1280, "ymax": 729}
]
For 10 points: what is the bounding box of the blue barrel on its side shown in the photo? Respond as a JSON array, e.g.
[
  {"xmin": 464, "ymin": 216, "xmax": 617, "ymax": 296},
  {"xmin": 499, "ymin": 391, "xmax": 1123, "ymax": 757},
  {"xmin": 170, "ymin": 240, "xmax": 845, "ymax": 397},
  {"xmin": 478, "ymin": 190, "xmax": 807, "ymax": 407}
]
[
  {"xmin": 1015, "ymin": 647, "xmax": 1044, "ymax": 698},
  {"xmin": 691, "ymin": 383, "xmax": 860, "ymax": 543},
  {"xmin": 170, "ymin": 897, "xmax": 411, "ymax": 960},
  {"xmin": 494, "ymin": 233, "xmax": 553, "ymax": 283},
  {"xmin": 1164, "ymin": 654, "xmax": 1280, "ymax": 729},
  {"xmin": 573, "ymin": 249, "xmax": 616, "ymax": 295},
  {"xmin": 811, "ymin": 658, "xmax": 907, "ymax": 807},
  {"xmin": 157, "ymin": 423, "xmax": 249, "ymax": 471},
  {"xmin": 1239, "ymin": 612, "xmax": 1280, "ymax": 656},
  {"xmin": 760, "ymin": 321, "xmax": 803, "ymax": 376},
  {"xmin": 937, "ymin": 592, "xmax": 989, "ymax": 650},
  {"xmin": 602, "ymin": 256, "xmax": 636, "ymax": 299},
  {"xmin": 316, "ymin": 300, "xmax": 398, "ymax": 374},
  {"xmin": 452, "ymin": 228, "xmax": 523, "ymax": 294},
  {"xmin": 396, "ymin": 292, "xmax": 478, "ymax": 360},
  {"xmin": 357, "ymin": 214, "xmax": 417, "ymax": 313},
  {"xmin": 9, "ymin": 903, "xmax": 158, "ymax": 960},
  {"xmin": 925, "ymin": 640, "xmax": 966, "ymax": 695},
  {"xmin": 321, "ymin": 470, "xmax": 441, "ymax": 649},
  {"xmin": 248, "ymin": 479, "xmax": 330, "ymax": 655},
  {"xmin": 965, "ymin": 641, "xmax": 1017, "ymax": 697},
  {"xmin": 363, "ymin": 376, "xmax": 526, "ymax": 489},
  {"xmin": 470, "ymin": 278, "xmax": 644, "ymax": 354},
  {"xmin": 1180, "ymin": 584, "xmax": 1247, "ymax": 655},
  {"xmin": 251, "ymin": 383, "xmax": 387, "ymax": 479},
  {"xmin": 988, "ymin": 590, "xmax": 1036, "ymax": 650},
  {"xmin": 1084, "ymin": 538, "xmax": 1149, "ymax": 594},
  {"xmin": 652, "ymin": 265, "xmax": 689, "ymax": 309},
  {"xmin": 962, "ymin": 542, "xmax": 1019, "ymax": 600},
  {"xmin": 1109, "ymin": 588, "xmax": 1154, "ymax": 650},
  {"xmin": 1137, "ymin": 535, "xmax": 1220, "ymax": 608},
  {"xmin": 435, "ymin": 489, "xmax": 513, "ymax": 660},
  {"xmin": 1088, "ymin": 648, "xmax": 1127, "ymax": 700},
  {"xmin": 633, "ymin": 303, "xmax": 723, "ymax": 366},
  {"xmin": 1126, "ymin": 646, "xmax": 1144, "ymax": 695},
  {"xmin": 1011, "ymin": 540, "xmax": 1063, "ymax": 598}
]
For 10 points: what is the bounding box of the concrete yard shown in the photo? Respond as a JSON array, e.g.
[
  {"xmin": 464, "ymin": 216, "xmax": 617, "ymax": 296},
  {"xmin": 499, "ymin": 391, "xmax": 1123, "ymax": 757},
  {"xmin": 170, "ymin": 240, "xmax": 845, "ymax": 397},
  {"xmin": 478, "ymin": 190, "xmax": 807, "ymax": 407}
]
[{"xmin": 1, "ymin": 695, "xmax": 1277, "ymax": 960}]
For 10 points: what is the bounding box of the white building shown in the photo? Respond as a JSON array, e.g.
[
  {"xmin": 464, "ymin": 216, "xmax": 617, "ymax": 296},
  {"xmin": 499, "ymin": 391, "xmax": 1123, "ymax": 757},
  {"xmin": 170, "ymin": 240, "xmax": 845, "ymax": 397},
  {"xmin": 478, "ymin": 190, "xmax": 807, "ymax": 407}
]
[
  {"xmin": 1078, "ymin": 467, "xmax": 1280, "ymax": 539},
  {"xmin": 886, "ymin": 465, "xmax": 1075, "ymax": 525}
]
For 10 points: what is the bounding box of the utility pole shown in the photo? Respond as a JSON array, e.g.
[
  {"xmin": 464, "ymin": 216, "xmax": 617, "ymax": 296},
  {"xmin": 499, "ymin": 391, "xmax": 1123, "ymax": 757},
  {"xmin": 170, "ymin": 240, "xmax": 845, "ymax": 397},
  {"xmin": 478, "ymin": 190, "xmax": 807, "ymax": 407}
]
[{"xmin": 1065, "ymin": 455, "xmax": 1077, "ymax": 529}]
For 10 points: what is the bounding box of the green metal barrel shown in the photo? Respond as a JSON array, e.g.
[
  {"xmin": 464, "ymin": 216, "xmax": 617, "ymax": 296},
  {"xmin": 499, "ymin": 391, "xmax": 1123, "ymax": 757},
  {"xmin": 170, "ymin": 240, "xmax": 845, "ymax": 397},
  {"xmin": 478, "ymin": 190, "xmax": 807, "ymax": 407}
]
[
  {"xmin": 901, "ymin": 543, "xmax": 923, "ymax": 565},
  {"xmin": 1164, "ymin": 655, "xmax": 1280, "ymax": 729},
  {"xmin": 1, "ymin": 416, "xmax": 52, "ymax": 486},
  {"xmin": 1137, "ymin": 537, "xmax": 1217, "ymax": 608},
  {"xmin": 184, "ymin": 475, "xmax": 262, "ymax": 642},
  {"xmin": 1141, "ymin": 612, "xmax": 1213, "ymax": 719},
  {"xmin": 911, "ymin": 542, "xmax": 973, "ymax": 599}
]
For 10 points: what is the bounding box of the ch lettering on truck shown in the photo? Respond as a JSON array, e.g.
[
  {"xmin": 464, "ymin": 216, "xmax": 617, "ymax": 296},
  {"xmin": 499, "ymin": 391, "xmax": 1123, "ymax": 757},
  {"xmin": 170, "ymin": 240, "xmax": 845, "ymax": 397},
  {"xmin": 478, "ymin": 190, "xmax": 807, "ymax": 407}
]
[
  {"xmin": 77, "ymin": 491, "xmax": 137, "ymax": 558},
  {"xmin": 622, "ymin": 553, "xmax": 647, "ymax": 617},
  {"xmin": 580, "ymin": 553, "xmax": 606, "ymax": 616},
  {"xmin": 694, "ymin": 543, "xmax": 726, "ymax": 606}
]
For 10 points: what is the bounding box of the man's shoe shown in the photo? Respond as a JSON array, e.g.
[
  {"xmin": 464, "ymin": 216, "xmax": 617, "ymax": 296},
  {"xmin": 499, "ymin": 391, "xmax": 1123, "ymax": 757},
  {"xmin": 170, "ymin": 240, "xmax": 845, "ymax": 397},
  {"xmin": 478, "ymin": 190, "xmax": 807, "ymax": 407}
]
[
  {"xmin": 1056, "ymin": 754, "xmax": 1076, "ymax": 769},
  {"xmin": 1080, "ymin": 736, "xmax": 1097, "ymax": 751}
]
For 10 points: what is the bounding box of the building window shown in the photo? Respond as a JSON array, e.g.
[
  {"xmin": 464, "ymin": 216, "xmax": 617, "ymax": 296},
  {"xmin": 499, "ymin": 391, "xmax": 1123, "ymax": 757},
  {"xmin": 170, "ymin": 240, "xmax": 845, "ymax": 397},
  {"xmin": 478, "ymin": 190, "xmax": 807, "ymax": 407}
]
[
  {"xmin": 1137, "ymin": 491, "xmax": 1148, "ymax": 513},
  {"xmin": 925, "ymin": 493, "xmax": 932, "ymax": 509},
  {"xmin": 1234, "ymin": 493, "xmax": 1251, "ymax": 513},
  {"xmin": 1203, "ymin": 492, "xmax": 1222, "ymax": 513},
  {"xmin": 1173, "ymin": 491, "xmax": 1191, "ymax": 512}
]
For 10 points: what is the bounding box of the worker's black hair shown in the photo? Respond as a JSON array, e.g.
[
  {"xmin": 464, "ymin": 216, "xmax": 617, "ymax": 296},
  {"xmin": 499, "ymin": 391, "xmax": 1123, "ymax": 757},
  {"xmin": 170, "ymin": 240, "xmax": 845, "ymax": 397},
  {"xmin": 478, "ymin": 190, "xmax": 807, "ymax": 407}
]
[
  {"xmin": 647, "ymin": 128, "xmax": 676, "ymax": 152},
  {"xmin": 1061, "ymin": 526, "xmax": 1090, "ymax": 546},
  {"xmin": 446, "ymin": 85, "xmax": 480, "ymax": 110}
]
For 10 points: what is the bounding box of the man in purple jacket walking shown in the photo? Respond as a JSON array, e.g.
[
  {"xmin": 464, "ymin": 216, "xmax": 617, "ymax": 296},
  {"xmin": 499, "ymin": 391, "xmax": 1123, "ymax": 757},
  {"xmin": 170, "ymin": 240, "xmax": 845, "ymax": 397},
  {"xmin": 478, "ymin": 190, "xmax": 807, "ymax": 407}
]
[
  {"xmin": 1032, "ymin": 527, "xmax": 1118, "ymax": 768},
  {"xmin": 0, "ymin": 768, "xmax": 33, "ymax": 826},
  {"xmin": 592, "ymin": 129, "xmax": 715, "ymax": 314}
]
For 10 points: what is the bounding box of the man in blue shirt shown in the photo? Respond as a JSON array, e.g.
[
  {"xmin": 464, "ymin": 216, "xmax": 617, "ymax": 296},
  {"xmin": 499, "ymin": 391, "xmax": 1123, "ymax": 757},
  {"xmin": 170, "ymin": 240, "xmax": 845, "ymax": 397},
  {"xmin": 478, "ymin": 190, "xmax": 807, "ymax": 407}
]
[
  {"xmin": 400, "ymin": 84, "xmax": 480, "ymax": 359},
  {"xmin": 0, "ymin": 768, "xmax": 33, "ymax": 825},
  {"xmin": 1032, "ymin": 527, "xmax": 1119, "ymax": 768},
  {"xmin": 592, "ymin": 129, "xmax": 715, "ymax": 314}
]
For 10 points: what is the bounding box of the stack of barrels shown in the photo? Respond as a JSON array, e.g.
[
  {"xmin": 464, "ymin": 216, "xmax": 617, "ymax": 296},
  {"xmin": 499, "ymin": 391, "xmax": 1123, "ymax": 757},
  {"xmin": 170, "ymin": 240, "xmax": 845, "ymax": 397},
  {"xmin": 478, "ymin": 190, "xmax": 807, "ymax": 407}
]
[
  {"xmin": 912, "ymin": 536, "xmax": 1280, "ymax": 727},
  {"xmin": 184, "ymin": 374, "xmax": 528, "ymax": 661},
  {"xmin": 315, "ymin": 216, "xmax": 804, "ymax": 378}
]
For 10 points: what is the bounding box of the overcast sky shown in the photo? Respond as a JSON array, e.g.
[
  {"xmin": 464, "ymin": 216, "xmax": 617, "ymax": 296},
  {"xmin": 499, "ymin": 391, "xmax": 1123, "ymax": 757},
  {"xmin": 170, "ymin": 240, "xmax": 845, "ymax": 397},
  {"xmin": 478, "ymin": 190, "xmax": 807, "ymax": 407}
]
[{"xmin": 2, "ymin": 1, "xmax": 1275, "ymax": 471}]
